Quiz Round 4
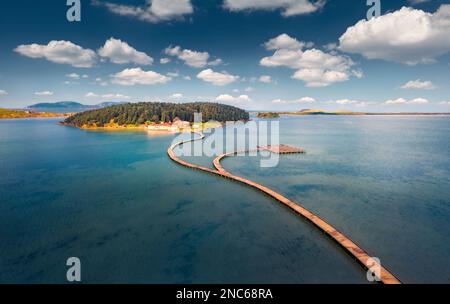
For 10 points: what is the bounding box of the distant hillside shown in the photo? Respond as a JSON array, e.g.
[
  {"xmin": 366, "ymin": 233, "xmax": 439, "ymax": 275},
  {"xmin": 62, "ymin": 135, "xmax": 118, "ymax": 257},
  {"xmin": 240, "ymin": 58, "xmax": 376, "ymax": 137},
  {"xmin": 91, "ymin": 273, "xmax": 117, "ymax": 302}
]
[
  {"xmin": 256, "ymin": 109, "xmax": 364, "ymax": 116},
  {"xmin": 96, "ymin": 101, "xmax": 129, "ymax": 108},
  {"xmin": 289, "ymin": 109, "xmax": 365, "ymax": 115},
  {"xmin": 63, "ymin": 102, "xmax": 249, "ymax": 128},
  {"xmin": 0, "ymin": 108, "xmax": 67, "ymax": 119},
  {"xmin": 257, "ymin": 112, "xmax": 280, "ymax": 118},
  {"xmin": 28, "ymin": 101, "xmax": 87, "ymax": 109},
  {"xmin": 27, "ymin": 101, "xmax": 128, "ymax": 113}
]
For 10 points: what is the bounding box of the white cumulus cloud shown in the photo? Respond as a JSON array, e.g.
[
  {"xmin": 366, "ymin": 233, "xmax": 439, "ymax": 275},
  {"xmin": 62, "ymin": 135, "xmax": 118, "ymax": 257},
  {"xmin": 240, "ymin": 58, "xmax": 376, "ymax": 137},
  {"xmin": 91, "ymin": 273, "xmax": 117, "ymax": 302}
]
[
  {"xmin": 170, "ymin": 93, "xmax": 184, "ymax": 99},
  {"xmin": 197, "ymin": 69, "xmax": 239, "ymax": 86},
  {"xmin": 272, "ymin": 96, "xmax": 316, "ymax": 104},
  {"xmin": 85, "ymin": 92, "xmax": 131, "ymax": 99},
  {"xmin": 208, "ymin": 58, "xmax": 223, "ymax": 66},
  {"xmin": 215, "ymin": 94, "xmax": 251, "ymax": 103},
  {"xmin": 160, "ymin": 57, "xmax": 171, "ymax": 64},
  {"xmin": 292, "ymin": 69, "xmax": 349, "ymax": 87},
  {"xmin": 296, "ymin": 96, "xmax": 316, "ymax": 103},
  {"xmin": 336, "ymin": 99, "xmax": 358, "ymax": 105},
  {"xmin": 223, "ymin": 0, "xmax": 325, "ymax": 17},
  {"xmin": 98, "ymin": 38, "xmax": 153, "ymax": 65},
  {"xmin": 409, "ymin": 0, "xmax": 431, "ymax": 5},
  {"xmin": 259, "ymin": 75, "xmax": 273, "ymax": 83},
  {"xmin": 93, "ymin": 0, "xmax": 193, "ymax": 23},
  {"xmin": 15, "ymin": 40, "xmax": 97, "ymax": 68},
  {"xmin": 0, "ymin": 90, "xmax": 8, "ymax": 96},
  {"xmin": 384, "ymin": 97, "xmax": 429, "ymax": 105},
  {"xmin": 167, "ymin": 71, "xmax": 180, "ymax": 78},
  {"xmin": 264, "ymin": 33, "xmax": 304, "ymax": 50},
  {"xmin": 111, "ymin": 68, "xmax": 171, "ymax": 86},
  {"xmin": 339, "ymin": 5, "xmax": 450, "ymax": 65},
  {"xmin": 66, "ymin": 73, "xmax": 81, "ymax": 79},
  {"xmin": 165, "ymin": 46, "xmax": 222, "ymax": 68},
  {"xmin": 409, "ymin": 97, "xmax": 430, "ymax": 104},
  {"xmin": 35, "ymin": 91, "xmax": 54, "ymax": 96},
  {"xmin": 401, "ymin": 79, "xmax": 436, "ymax": 90},
  {"xmin": 261, "ymin": 33, "xmax": 357, "ymax": 87},
  {"xmin": 102, "ymin": 93, "xmax": 131, "ymax": 99}
]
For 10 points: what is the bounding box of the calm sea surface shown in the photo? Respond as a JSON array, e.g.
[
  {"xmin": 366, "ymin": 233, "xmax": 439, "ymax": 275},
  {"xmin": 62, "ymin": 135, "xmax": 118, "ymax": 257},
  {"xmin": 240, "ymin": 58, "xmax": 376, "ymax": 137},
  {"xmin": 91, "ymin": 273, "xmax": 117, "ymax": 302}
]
[{"xmin": 0, "ymin": 116, "xmax": 449, "ymax": 283}]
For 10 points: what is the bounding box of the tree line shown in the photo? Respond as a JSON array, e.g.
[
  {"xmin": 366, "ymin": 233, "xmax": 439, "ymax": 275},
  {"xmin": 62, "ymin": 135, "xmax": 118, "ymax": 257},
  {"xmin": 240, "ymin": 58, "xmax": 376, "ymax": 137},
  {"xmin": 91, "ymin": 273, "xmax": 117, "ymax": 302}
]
[{"xmin": 64, "ymin": 102, "xmax": 249, "ymax": 127}]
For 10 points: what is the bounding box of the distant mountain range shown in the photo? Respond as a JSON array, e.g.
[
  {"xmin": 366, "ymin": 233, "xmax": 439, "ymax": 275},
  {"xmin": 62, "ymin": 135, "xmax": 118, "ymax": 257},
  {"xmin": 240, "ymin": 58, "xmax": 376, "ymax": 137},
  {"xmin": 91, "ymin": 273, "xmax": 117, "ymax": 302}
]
[{"xmin": 27, "ymin": 101, "xmax": 129, "ymax": 113}]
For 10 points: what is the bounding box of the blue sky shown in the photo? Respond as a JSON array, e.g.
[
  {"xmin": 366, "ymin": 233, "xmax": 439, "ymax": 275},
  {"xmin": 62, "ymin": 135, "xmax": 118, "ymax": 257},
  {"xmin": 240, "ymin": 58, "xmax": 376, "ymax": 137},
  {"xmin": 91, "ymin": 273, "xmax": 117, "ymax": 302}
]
[{"xmin": 0, "ymin": 0, "xmax": 449, "ymax": 111}]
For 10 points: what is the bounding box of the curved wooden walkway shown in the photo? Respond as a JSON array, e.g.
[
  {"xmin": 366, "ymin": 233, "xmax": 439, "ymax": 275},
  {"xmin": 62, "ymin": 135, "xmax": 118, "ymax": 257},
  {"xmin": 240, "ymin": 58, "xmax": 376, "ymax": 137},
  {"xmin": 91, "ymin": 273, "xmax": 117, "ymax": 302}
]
[{"xmin": 167, "ymin": 132, "xmax": 401, "ymax": 284}]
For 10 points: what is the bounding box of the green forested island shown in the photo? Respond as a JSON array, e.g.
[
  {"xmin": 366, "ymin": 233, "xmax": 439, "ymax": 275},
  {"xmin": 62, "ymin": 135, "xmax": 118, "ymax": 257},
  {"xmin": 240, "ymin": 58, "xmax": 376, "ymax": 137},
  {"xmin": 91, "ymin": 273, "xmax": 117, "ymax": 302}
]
[{"xmin": 63, "ymin": 102, "xmax": 249, "ymax": 128}]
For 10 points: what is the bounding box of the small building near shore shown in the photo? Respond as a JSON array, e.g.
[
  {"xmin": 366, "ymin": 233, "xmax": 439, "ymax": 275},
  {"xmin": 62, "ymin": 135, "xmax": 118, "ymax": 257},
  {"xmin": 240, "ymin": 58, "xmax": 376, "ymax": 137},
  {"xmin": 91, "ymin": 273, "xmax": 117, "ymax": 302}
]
[
  {"xmin": 147, "ymin": 122, "xmax": 173, "ymax": 131},
  {"xmin": 172, "ymin": 117, "xmax": 191, "ymax": 130},
  {"xmin": 147, "ymin": 118, "xmax": 191, "ymax": 132}
]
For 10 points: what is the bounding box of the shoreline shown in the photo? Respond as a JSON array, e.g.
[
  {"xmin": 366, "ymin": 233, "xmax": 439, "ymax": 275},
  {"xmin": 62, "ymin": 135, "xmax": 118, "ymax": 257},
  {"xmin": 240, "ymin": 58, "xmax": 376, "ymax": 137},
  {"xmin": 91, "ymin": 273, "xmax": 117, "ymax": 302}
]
[
  {"xmin": 59, "ymin": 123, "xmax": 178, "ymax": 134},
  {"xmin": 0, "ymin": 113, "xmax": 70, "ymax": 120},
  {"xmin": 0, "ymin": 115, "xmax": 69, "ymax": 121},
  {"xmin": 59, "ymin": 122, "xmax": 223, "ymax": 135}
]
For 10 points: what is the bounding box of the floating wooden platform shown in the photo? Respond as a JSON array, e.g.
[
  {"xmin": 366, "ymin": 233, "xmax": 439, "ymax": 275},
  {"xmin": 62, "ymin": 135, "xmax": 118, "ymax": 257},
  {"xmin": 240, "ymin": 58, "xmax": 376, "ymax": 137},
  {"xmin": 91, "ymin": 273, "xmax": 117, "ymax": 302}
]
[
  {"xmin": 259, "ymin": 144, "xmax": 306, "ymax": 154},
  {"xmin": 167, "ymin": 132, "xmax": 401, "ymax": 284}
]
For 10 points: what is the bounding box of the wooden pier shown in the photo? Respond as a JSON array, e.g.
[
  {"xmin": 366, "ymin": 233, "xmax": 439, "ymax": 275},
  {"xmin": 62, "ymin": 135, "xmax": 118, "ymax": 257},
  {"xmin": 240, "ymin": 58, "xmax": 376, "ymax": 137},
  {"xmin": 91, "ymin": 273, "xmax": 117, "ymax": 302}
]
[
  {"xmin": 259, "ymin": 144, "xmax": 306, "ymax": 154},
  {"xmin": 167, "ymin": 132, "xmax": 401, "ymax": 284}
]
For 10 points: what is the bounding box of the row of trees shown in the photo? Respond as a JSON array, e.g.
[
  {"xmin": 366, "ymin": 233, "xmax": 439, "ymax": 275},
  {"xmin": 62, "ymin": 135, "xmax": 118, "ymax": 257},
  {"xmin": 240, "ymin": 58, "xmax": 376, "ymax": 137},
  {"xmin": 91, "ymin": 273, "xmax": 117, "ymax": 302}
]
[{"xmin": 64, "ymin": 102, "xmax": 249, "ymax": 127}]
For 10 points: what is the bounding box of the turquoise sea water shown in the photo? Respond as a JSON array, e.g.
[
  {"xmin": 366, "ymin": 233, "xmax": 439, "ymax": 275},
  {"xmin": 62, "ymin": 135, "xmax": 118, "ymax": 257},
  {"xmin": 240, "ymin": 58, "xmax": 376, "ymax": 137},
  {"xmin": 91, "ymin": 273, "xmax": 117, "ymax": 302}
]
[
  {"xmin": 0, "ymin": 116, "xmax": 449, "ymax": 283},
  {"xmin": 225, "ymin": 115, "xmax": 450, "ymax": 284}
]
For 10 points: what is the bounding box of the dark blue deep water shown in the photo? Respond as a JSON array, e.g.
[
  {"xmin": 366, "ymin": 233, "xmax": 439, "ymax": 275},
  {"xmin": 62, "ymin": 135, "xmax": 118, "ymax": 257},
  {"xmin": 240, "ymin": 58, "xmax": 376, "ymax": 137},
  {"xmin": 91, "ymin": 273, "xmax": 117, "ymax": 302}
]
[{"xmin": 0, "ymin": 116, "xmax": 449, "ymax": 283}]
